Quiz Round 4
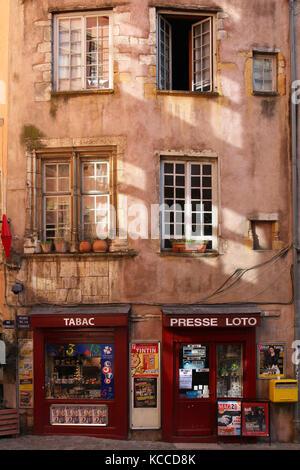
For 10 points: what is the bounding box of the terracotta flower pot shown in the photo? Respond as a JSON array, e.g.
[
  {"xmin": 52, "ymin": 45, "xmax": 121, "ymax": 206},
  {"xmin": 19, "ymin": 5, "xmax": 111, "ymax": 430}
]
[
  {"xmin": 93, "ymin": 239, "xmax": 108, "ymax": 252},
  {"xmin": 54, "ymin": 240, "xmax": 69, "ymax": 253},
  {"xmin": 40, "ymin": 242, "xmax": 52, "ymax": 253},
  {"xmin": 79, "ymin": 240, "xmax": 92, "ymax": 253}
]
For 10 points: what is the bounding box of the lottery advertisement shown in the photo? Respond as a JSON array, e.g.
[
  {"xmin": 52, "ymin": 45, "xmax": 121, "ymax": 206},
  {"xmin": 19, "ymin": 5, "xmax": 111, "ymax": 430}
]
[{"xmin": 101, "ymin": 344, "xmax": 114, "ymax": 399}]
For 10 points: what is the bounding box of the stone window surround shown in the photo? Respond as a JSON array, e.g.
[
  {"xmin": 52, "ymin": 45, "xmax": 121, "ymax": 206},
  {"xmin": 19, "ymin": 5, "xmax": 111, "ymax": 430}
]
[{"xmin": 24, "ymin": 136, "xmax": 130, "ymax": 255}]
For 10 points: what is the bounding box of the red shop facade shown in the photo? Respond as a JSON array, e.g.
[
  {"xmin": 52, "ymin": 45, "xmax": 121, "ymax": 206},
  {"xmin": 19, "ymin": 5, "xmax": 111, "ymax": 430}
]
[
  {"xmin": 30, "ymin": 305, "xmax": 130, "ymax": 439},
  {"xmin": 161, "ymin": 305, "xmax": 261, "ymax": 442}
]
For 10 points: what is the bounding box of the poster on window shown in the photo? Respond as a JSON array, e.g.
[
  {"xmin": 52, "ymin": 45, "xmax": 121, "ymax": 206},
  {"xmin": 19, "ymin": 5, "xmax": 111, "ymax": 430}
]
[
  {"xmin": 130, "ymin": 342, "xmax": 159, "ymax": 377},
  {"xmin": 133, "ymin": 377, "xmax": 157, "ymax": 408},
  {"xmin": 217, "ymin": 401, "xmax": 241, "ymax": 436},
  {"xmin": 242, "ymin": 402, "xmax": 270, "ymax": 437},
  {"xmin": 18, "ymin": 339, "xmax": 33, "ymax": 408},
  {"xmin": 50, "ymin": 405, "xmax": 108, "ymax": 426},
  {"xmin": 100, "ymin": 344, "xmax": 114, "ymax": 399},
  {"xmin": 257, "ymin": 343, "xmax": 286, "ymax": 378}
]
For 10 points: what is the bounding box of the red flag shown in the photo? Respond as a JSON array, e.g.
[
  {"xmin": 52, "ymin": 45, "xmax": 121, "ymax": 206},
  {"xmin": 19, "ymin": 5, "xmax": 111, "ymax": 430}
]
[{"xmin": 1, "ymin": 214, "xmax": 12, "ymax": 259}]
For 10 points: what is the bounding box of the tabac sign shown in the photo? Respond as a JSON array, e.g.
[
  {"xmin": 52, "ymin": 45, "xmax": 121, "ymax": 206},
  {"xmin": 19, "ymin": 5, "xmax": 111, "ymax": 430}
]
[{"xmin": 164, "ymin": 313, "xmax": 261, "ymax": 328}]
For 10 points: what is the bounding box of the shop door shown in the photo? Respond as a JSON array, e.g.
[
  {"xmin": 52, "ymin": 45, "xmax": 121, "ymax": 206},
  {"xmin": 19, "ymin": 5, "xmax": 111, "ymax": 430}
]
[
  {"xmin": 173, "ymin": 341, "xmax": 244, "ymax": 438},
  {"xmin": 174, "ymin": 342, "xmax": 215, "ymax": 436}
]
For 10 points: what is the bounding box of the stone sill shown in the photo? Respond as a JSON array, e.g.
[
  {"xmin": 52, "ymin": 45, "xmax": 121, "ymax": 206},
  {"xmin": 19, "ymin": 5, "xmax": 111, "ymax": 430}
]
[
  {"xmin": 156, "ymin": 90, "xmax": 219, "ymax": 98},
  {"xmin": 252, "ymin": 91, "xmax": 280, "ymax": 97},
  {"xmin": 51, "ymin": 89, "xmax": 114, "ymax": 98},
  {"xmin": 22, "ymin": 250, "xmax": 138, "ymax": 260},
  {"xmin": 159, "ymin": 250, "xmax": 219, "ymax": 258}
]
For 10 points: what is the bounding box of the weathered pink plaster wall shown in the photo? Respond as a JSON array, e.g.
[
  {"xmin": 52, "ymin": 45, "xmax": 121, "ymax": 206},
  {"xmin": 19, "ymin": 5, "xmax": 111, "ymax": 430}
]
[{"xmin": 4, "ymin": 0, "xmax": 295, "ymax": 441}]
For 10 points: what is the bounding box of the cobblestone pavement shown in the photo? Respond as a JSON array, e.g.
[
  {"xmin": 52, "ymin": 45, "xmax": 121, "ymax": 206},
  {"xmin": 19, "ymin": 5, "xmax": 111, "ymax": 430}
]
[{"xmin": 0, "ymin": 434, "xmax": 300, "ymax": 451}]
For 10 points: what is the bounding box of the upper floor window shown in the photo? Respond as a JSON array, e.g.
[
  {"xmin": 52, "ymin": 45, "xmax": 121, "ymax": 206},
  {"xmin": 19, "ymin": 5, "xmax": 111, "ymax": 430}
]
[
  {"xmin": 253, "ymin": 52, "xmax": 277, "ymax": 93},
  {"xmin": 157, "ymin": 12, "xmax": 214, "ymax": 92},
  {"xmin": 39, "ymin": 151, "xmax": 114, "ymax": 242},
  {"xmin": 160, "ymin": 158, "xmax": 218, "ymax": 250},
  {"xmin": 53, "ymin": 11, "xmax": 113, "ymax": 92}
]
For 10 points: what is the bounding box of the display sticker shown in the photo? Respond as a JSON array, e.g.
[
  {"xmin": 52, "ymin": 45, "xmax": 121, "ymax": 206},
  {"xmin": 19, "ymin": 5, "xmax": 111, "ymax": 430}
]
[
  {"xmin": 179, "ymin": 369, "xmax": 193, "ymax": 390},
  {"xmin": 101, "ymin": 344, "xmax": 114, "ymax": 399}
]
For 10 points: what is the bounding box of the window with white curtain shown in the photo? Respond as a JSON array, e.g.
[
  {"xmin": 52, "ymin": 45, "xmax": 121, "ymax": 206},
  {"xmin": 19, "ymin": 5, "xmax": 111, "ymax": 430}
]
[{"xmin": 53, "ymin": 11, "xmax": 113, "ymax": 92}]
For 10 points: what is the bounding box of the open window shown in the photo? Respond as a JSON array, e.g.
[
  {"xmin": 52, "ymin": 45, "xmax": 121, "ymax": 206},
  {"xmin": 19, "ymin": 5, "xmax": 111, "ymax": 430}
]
[{"xmin": 157, "ymin": 12, "xmax": 214, "ymax": 92}]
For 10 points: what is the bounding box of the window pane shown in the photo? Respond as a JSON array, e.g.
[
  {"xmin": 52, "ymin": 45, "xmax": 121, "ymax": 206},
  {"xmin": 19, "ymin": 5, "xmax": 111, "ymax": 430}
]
[
  {"xmin": 179, "ymin": 344, "xmax": 210, "ymax": 399},
  {"xmin": 45, "ymin": 343, "xmax": 114, "ymax": 400},
  {"xmin": 217, "ymin": 345, "xmax": 243, "ymax": 398}
]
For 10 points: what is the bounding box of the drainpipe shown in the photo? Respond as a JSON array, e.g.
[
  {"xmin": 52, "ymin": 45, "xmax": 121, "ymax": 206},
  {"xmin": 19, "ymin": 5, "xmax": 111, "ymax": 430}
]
[{"xmin": 290, "ymin": 0, "xmax": 300, "ymax": 442}]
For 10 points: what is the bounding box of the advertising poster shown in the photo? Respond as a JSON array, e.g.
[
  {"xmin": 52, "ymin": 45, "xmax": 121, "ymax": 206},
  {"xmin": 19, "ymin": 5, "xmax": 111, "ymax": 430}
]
[
  {"xmin": 217, "ymin": 401, "xmax": 241, "ymax": 436},
  {"xmin": 257, "ymin": 343, "xmax": 285, "ymax": 378},
  {"xmin": 131, "ymin": 343, "xmax": 159, "ymax": 377},
  {"xmin": 50, "ymin": 405, "xmax": 108, "ymax": 426},
  {"xmin": 134, "ymin": 377, "xmax": 157, "ymax": 408},
  {"xmin": 242, "ymin": 402, "xmax": 269, "ymax": 437},
  {"xmin": 18, "ymin": 339, "xmax": 33, "ymax": 408},
  {"xmin": 100, "ymin": 344, "xmax": 114, "ymax": 399}
]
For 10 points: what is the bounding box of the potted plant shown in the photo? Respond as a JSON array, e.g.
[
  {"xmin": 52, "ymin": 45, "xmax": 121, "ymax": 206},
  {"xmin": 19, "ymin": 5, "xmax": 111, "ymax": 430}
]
[
  {"xmin": 170, "ymin": 239, "xmax": 208, "ymax": 253},
  {"xmin": 54, "ymin": 229, "xmax": 69, "ymax": 253},
  {"xmin": 40, "ymin": 240, "xmax": 53, "ymax": 253}
]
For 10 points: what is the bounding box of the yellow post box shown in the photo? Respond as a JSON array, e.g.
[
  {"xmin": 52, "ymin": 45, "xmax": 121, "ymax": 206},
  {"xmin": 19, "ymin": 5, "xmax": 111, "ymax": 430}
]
[{"xmin": 269, "ymin": 379, "xmax": 298, "ymax": 403}]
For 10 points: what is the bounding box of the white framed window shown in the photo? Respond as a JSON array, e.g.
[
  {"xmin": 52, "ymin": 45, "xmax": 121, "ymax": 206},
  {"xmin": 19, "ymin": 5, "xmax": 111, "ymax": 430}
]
[
  {"xmin": 160, "ymin": 159, "xmax": 218, "ymax": 250},
  {"xmin": 53, "ymin": 11, "xmax": 113, "ymax": 92},
  {"xmin": 253, "ymin": 53, "xmax": 277, "ymax": 93},
  {"xmin": 40, "ymin": 152, "xmax": 114, "ymax": 242},
  {"xmin": 42, "ymin": 161, "xmax": 71, "ymax": 240},
  {"xmin": 80, "ymin": 160, "xmax": 111, "ymax": 239},
  {"xmin": 157, "ymin": 12, "xmax": 214, "ymax": 92}
]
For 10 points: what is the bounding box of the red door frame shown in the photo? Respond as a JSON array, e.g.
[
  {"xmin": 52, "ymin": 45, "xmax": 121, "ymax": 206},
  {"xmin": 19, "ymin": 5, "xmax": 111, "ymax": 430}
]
[
  {"xmin": 162, "ymin": 326, "xmax": 257, "ymax": 442},
  {"xmin": 32, "ymin": 314, "xmax": 128, "ymax": 439}
]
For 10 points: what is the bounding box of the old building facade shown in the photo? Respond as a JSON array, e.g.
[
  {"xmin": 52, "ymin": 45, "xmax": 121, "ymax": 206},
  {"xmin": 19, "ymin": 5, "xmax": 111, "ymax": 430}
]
[{"xmin": 0, "ymin": 0, "xmax": 298, "ymax": 442}]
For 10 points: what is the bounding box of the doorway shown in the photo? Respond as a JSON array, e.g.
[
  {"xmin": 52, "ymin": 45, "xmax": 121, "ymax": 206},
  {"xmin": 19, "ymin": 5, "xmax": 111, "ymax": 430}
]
[{"xmin": 162, "ymin": 327, "xmax": 256, "ymax": 442}]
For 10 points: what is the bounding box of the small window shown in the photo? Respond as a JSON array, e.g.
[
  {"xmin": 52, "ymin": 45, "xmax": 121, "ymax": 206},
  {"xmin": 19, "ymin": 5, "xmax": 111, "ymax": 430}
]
[
  {"xmin": 53, "ymin": 12, "xmax": 113, "ymax": 92},
  {"xmin": 157, "ymin": 13, "xmax": 214, "ymax": 92},
  {"xmin": 253, "ymin": 53, "xmax": 277, "ymax": 93}
]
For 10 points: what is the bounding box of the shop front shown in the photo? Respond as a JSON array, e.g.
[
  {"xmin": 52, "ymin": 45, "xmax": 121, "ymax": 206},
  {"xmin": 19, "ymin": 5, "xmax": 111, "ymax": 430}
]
[
  {"xmin": 30, "ymin": 305, "xmax": 130, "ymax": 439},
  {"xmin": 162, "ymin": 305, "xmax": 261, "ymax": 442}
]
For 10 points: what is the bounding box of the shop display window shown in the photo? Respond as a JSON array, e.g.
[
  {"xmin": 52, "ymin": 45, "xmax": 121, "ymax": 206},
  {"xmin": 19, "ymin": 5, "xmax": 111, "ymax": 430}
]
[
  {"xmin": 178, "ymin": 344, "xmax": 210, "ymax": 398},
  {"xmin": 45, "ymin": 343, "xmax": 114, "ymax": 400},
  {"xmin": 217, "ymin": 345, "xmax": 243, "ymax": 398}
]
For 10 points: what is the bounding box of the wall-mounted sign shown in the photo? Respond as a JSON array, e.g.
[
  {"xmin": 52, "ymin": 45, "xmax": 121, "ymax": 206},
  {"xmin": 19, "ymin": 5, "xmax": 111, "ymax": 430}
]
[
  {"xmin": 3, "ymin": 320, "xmax": 14, "ymax": 329},
  {"xmin": 17, "ymin": 315, "xmax": 30, "ymax": 329},
  {"xmin": 18, "ymin": 339, "xmax": 33, "ymax": 408},
  {"xmin": 257, "ymin": 342, "xmax": 286, "ymax": 379},
  {"xmin": 166, "ymin": 314, "xmax": 260, "ymax": 328}
]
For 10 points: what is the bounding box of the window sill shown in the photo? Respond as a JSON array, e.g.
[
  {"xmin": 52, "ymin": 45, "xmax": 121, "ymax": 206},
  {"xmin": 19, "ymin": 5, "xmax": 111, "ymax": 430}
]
[
  {"xmin": 22, "ymin": 250, "xmax": 138, "ymax": 260},
  {"xmin": 159, "ymin": 250, "xmax": 219, "ymax": 258},
  {"xmin": 252, "ymin": 91, "xmax": 279, "ymax": 97},
  {"xmin": 156, "ymin": 90, "xmax": 219, "ymax": 98},
  {"xmin": 51, "ymin": 89, "xmax": 114, "ymax": 98}
]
